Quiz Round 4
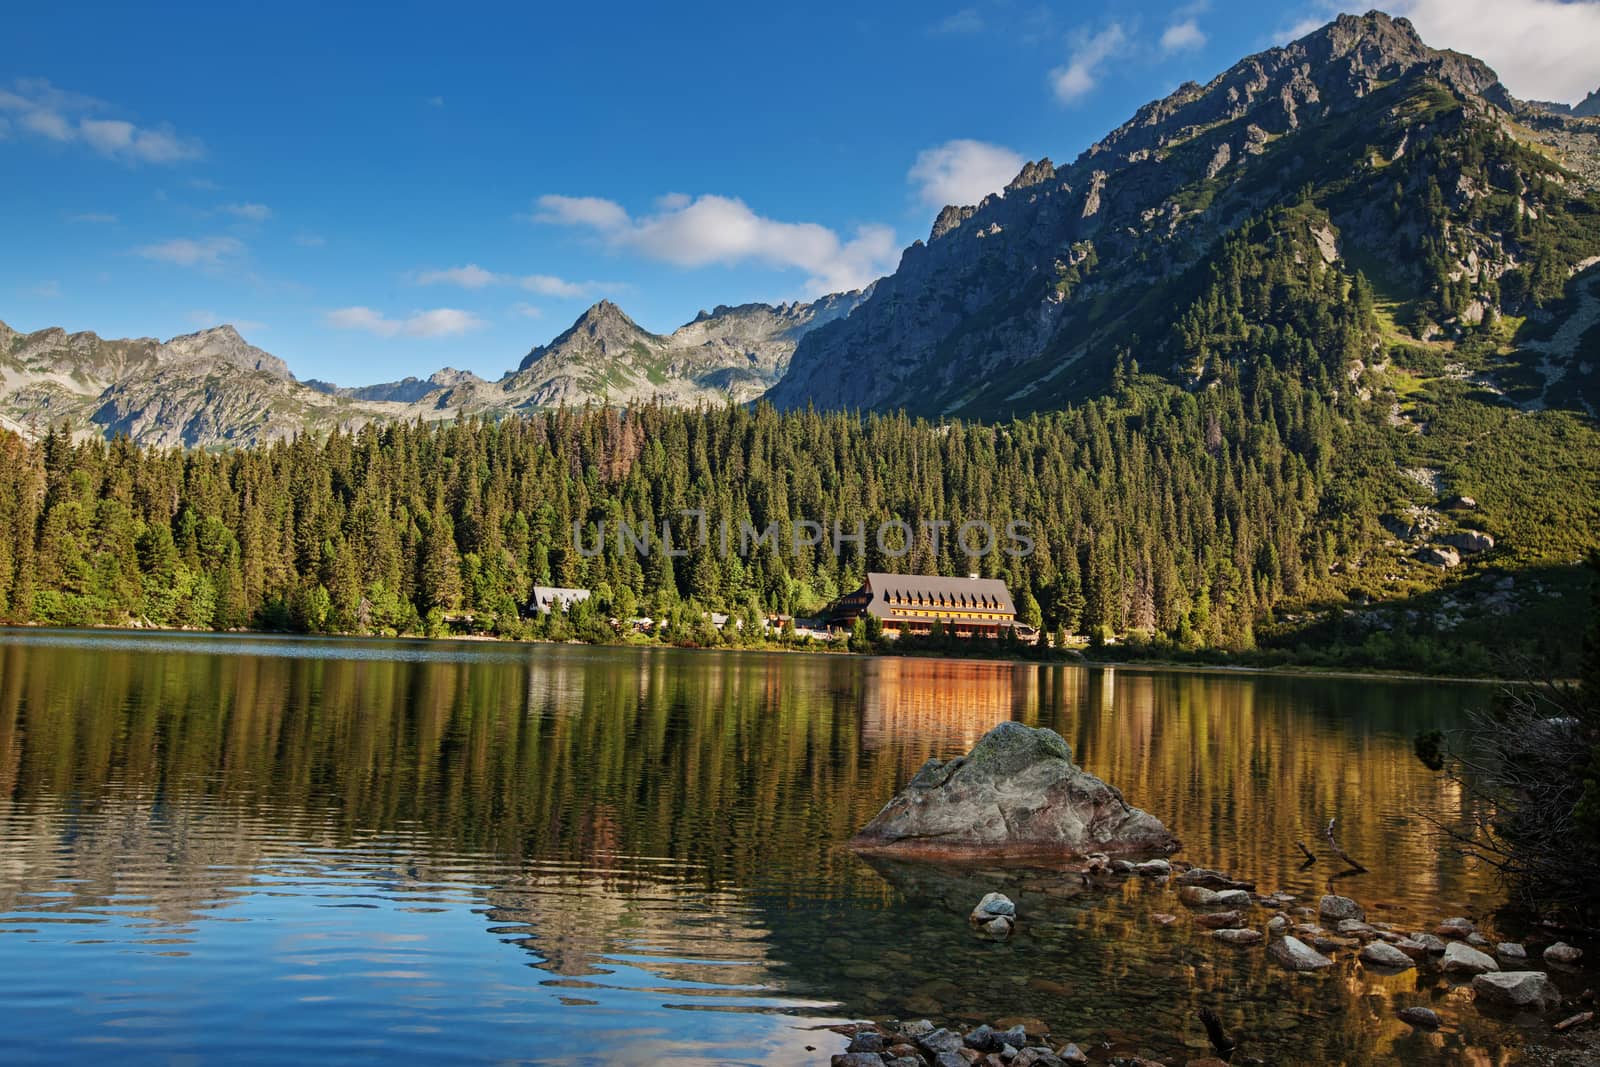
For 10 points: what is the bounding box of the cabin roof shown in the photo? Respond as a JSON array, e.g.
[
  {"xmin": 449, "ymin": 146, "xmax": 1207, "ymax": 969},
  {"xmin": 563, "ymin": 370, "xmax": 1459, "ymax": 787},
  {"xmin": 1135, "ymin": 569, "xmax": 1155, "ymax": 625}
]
[{"xmin": 860, "ymin": 572, "xmax": 1015, "ymax": 618}]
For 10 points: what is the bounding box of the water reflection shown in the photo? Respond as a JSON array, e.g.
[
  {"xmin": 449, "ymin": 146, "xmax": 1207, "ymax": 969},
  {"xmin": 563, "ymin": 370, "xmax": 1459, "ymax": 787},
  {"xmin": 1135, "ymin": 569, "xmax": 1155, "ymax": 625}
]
[{"xmin": 0, "ymin": 632, "xmax": 1584, "ymax": 1064}]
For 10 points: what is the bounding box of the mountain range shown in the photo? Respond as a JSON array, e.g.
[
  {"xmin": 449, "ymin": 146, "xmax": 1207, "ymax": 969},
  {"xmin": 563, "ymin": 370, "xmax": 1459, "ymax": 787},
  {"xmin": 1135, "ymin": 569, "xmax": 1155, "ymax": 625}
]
[
  {"xmin": 1, "ymin": 291, "xmax": 866, "ymax": 447},
  {"xmin": 4, "ymin": 9, "xmax": 1600, "ymax": 447}
]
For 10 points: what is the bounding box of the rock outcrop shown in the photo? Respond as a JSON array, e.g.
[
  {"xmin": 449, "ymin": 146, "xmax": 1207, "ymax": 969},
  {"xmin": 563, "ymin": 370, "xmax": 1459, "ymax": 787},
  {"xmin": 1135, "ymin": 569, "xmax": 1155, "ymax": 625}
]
[{"xmin": 849, "ymin": 722, "xmax": 1177, "ymax": 857}]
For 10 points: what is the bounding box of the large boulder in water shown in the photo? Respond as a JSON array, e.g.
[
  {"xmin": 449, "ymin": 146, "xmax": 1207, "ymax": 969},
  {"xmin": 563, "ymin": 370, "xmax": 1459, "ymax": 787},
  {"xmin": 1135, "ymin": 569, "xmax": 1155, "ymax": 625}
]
[{"xmin": 849, "ymin": 722, "xmax": 1178, "ymax": 857}]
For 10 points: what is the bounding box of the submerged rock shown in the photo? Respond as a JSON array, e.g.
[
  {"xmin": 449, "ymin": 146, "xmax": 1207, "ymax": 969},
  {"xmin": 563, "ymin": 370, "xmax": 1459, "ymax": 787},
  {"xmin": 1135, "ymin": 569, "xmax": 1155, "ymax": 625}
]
[
  {"xmin": 1213, "ymin": 927, "xmax": 1264, "ymax": 945},
  {"xmin": 850, "ymin": 722, "xmax": 1178, "ymax": 856},
  {"xmin": 1473, "ymin": 971, "xmax": 1564, "ymax": 1012},
  {"xmin": 1496, "ymin": 942, "xmax": 1527, "ymax": 961},
  {"xmin": 1397, "ymin": 1006, "xmax": 1441, "ymax": 1029}
]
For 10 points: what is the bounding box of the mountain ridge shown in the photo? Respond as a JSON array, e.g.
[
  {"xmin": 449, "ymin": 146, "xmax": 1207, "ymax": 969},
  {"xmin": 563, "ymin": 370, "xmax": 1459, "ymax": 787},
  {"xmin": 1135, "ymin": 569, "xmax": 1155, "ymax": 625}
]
[{"xmin": 0, "ymin": 287, "xmax": 869, "ymax": 446}]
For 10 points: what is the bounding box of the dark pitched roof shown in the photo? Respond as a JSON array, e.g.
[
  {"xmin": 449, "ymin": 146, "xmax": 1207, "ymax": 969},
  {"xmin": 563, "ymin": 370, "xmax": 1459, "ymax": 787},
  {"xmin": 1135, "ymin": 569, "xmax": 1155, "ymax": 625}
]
[{"xmin": 863, "ymin": 572, "xmax": 1015, "ymax": 617}]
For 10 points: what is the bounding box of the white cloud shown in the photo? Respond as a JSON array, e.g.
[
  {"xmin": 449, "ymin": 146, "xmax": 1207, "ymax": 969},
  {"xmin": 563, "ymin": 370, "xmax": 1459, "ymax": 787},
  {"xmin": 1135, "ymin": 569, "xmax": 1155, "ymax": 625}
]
[
  {"xmin": 416, "ymin": 264, "xmax": 499, "ymax": 288},
  {"xmin": 519, "ymin": 274, "xmax": 592, "ymax": 298},
  {"xmin": 136, "ymin": 236, "xmax": 244, "ymax": 268},
  {"xmin": 221, "ymin": 202, "xmax": 272, "ymax": 221},
  {"xmin": 25, "ymin": 280, "xmax": 62, "ymax": 299},
  {"xmin": 1160, "ymin": 19, "xmax": 1207, "ymax": 54},
  {"xmin": 0, "ymin": 79, "xmax": 201, "ymax": 163},
  {"xmin": 908, "ymin": 139, "xmax": 1025, "ymax": 208},
  {"xmin": 532, "ymin": 192, "xmax": 898, "ymax": 294},
  {"xmin": 67, "ymin": 212, "xmax": 118, "ymax": 224},
  {"xmin": 413, "ymin": 264, "xmax": 606, "ymax": 299},
  {"xmin": 427, "ymin": 96, "xmax": 445, "ymax": 107},
  {"xmin": 533, "ymin": 194, "xmax": 631, "ymax": 229},
  {"xmin": 326, "ymin": 306, "xmax": 486, "ymax": 338},
  {"xmin": 511, "ymin": 302, "xmax": 544, "ymax": 319},
  {"xmin": 931, "ymin": 8, "xmax": 984, "ymax": 34},
  {"xmin": 1050, "ymin": 23, "xmax": 1128, "ymax": 103},
  {"xmin": 1390, "ymin": 0, "xmax": 1600, "ymax": 104}
]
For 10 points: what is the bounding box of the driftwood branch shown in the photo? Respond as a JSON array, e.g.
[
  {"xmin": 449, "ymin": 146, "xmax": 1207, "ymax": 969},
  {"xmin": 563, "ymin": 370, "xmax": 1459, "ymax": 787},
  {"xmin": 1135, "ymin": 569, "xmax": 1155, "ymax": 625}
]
[
  {"xmin": 1324, "ymin": 817, "xmax": 1369, "ymax": 873},
  {"xmin": 1295, "ymin": 840, "xmax": 1317, "ymax": 865}
]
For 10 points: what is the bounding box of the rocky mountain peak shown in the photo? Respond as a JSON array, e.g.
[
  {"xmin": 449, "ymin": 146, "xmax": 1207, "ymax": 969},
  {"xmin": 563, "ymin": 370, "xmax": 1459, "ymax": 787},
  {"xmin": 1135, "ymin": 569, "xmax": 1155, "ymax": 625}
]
[
  {"xmin": 1576, "ymin": 88, "xmax": 1600, "ymax": 119},
  {"xmin": 161, "ymin": 325, "xmax": 293, "ymax": 380},
  {"xmin": 1006, "ymin": 158, "xmax": 1057, "ymax": 193}
]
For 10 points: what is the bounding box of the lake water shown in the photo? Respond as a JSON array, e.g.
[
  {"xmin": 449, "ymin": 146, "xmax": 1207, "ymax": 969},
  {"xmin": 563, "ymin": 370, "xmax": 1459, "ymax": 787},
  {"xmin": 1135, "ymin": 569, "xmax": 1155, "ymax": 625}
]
[{"xmin": 0, "ymin": 630, "xmax": 1590, "ymax": 1064}]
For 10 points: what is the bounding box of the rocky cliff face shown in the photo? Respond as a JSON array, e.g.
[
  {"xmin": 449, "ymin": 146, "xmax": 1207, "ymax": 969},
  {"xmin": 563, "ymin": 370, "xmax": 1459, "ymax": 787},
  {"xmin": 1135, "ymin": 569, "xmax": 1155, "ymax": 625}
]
[{"xmin": 768, "ymin": 11, "xmax": 1600, "ymax": 417}]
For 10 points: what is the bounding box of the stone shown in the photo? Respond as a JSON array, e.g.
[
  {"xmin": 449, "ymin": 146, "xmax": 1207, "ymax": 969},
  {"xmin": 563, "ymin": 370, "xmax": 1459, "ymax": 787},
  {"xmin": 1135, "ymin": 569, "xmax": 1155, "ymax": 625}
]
[
  {"xmin": 1176, "ymin": 868, "xmax": 1255, "ymax": 891},
  {"xmin": 1152, "ymin": 913, "xmax": 1179, "ymax": 926},
  {"xmin": 1396, "ymin": 1006, "xmax": 1440, "ymax": 1029},
  {"xmin": 1412, "ymin": 932, "xmax": 1448, "ymax": 953},
  {"xmin": 1442, "ymin": 941, "xmax": 1499, "ymax": 975},
  {"xmin": 1555, "ymin": 1012, "xmax": 1595, "ymax": 1032},
  {"xmin": 932, "ymin": 1054, "xmax": 968, "ymax": 1067},
  {"xmin": 1361, "ymin": 941, "xmax": 1416, "ymax": 969},
  {"xmin": 1337, "ymin": 919, "xmax": 1376, "ymax": 938},
  {"xmin": 847, "ymin": 1031, "xmax": 886, "ymax": 1054},
  {"xmin": 1394, "ymin": 939, "xmax": 1432, "ymax": 960},
  {"xmin": 1467, "ymin": 932, "xmax": 1490, "ymax": 947},
  {"xmin": 833, "ymin": 1055, "xmax": 883, "ymax": 1067},
  {"xmin": 1014, "ymin": 1050, "xmax": 1065, "ymax": 1067},
  {"xmin": 1442, "ymin": 530, "xmax": 1495, "ymax": 554},
  {"xmin": 1544, "ymin": 942, "xmax": 1583, "ymax": 965},
  {"xmin": 1267, "ymin": 915, "xmax": 1289, "ymax": 936},
  {"xmin": 1270, "ymin": 936, "xmax": 1335, "ymax": 971},
  {"xmin": 1319, "ymin": 894, "xmax": 1365, "ymax": 923},
  {"xmin": 999, "ymin": 1026, "xmax": 1029, "ymax": 1049},
  {"xmin": 1436, "ymin": 917, "xmax": 1474, "ymax": 938},
  {"xmin": 965, "ymin": 1025, "xmax": 1003, "ymax": 1052},
  {"xmin": 1195, "ymin": 910, "xmax": 1245, "ymax": 930},
  {"xmin": 1058, "ymin": 1045, "xmax": 1089, "ymax": 1065},
  {"xmin": 972, "ymin": 892, "xmax": 1016, "ymax": 921},
  {"xmin": 1213, "ymin": 889, "xmax": 1252, "ymax": 906},
  {"xmin": 1416, "ymin": 544, "xmax": 1461, "ymax": 568},
  {"xmin": 918, "ymin": 1028, "xmax": 966, "ymax": 1056},
  {"xmin": 1134, "ymin": 859, "xmax": 1172, "ymax": 876},
  {"xmin": 1472, "ymin": 971, "xmax": 1564, "ymax": 1012},
  {"xmin": 902, "ymin": 1021, "xmax": 936, "ymax": 1038},
  {"xmin": 851, "ymin": 723, "xmax": 1178, "ymax": 856},
  {"xmin": 1110, "ymin": 859, "xmax": 1135, "ymax": 874},
  {"xmin": 1179, "ymin": 886, "xmax": 1222, "ymax": 906},
  {"xmin": 984, "ymin": 916, "xmax": 1014, "ymax": 938},
  {"xmin": 1496, "ymin": 942, "xmax": 1527, "ymax": 960},
  {"xmin": 1213, "ymin": 927, "xmax": 1264, "ymax": 945}
]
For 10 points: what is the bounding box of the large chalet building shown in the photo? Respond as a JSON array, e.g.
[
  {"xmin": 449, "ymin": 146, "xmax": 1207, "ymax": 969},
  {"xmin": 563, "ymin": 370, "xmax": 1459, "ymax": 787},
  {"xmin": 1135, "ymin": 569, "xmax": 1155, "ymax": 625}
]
[{"xmin": 827, "ymin": 572, "xmax": 1017, "ymax": 638}]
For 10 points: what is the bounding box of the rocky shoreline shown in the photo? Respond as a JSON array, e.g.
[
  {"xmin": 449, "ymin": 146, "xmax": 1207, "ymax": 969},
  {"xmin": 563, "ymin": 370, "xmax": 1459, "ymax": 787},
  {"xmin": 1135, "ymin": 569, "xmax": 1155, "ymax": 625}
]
[{"xmin": 827, "ymin": 858, "xmax": 1596, "ymax": 1065}]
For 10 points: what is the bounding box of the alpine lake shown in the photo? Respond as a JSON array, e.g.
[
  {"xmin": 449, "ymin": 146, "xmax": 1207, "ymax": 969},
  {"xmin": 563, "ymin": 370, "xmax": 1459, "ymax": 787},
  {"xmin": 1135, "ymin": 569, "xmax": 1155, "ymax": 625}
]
[{"xmin": 0, "ymin": 630, "xmax": 1593, "ymax": 1065}]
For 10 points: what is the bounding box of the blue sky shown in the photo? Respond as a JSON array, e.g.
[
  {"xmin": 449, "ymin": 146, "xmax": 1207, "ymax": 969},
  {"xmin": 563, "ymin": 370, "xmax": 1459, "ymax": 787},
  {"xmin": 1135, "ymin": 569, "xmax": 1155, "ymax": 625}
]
[{"xmin": 4, "ymin": 0, "xmax": 1598, "ymax": 385}]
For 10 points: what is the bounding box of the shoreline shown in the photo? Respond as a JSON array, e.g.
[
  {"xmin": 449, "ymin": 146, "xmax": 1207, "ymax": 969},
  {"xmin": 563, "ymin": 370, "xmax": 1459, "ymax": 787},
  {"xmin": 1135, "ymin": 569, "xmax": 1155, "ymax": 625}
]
[{"xmin": 0, "ymin": 619, "xmax": 1537, "ymax": 685}]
